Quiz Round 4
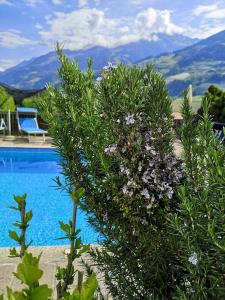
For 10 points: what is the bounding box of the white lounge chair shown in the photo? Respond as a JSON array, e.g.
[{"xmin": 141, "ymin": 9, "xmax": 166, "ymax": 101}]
[{"xmin": 0, "ymin": 118, "xmax": 7, "ymax": 135}]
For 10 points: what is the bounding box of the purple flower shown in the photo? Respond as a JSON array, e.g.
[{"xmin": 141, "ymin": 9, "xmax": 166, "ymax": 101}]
[
  {"xmin": 145, "ymin": 144, "xmax": 152, "ymax": 151},
  {"xmin": 120, "ymin": 165, "xmax": 130, "ymax": 176},
  {"xmin": 141, "ymin": 188, "xmax": 150, "ymax": 199},
  {"xmin": 125, "ymin": 113, "xmax": 135, "ymax": 125},
  {"xmin": 96, "ymin": 77, "xmax": 102, "ymax": 82},
  {"xmin": 188, "ymin": 252, "xmax": 198, "ymax": 266},
  {"xmin": 104, "ymin": 144, "xmax": 117, "ymax": 154},
  {"xmin": 142, "ymin": 171, "xmax": 151, "ymax": 183}
]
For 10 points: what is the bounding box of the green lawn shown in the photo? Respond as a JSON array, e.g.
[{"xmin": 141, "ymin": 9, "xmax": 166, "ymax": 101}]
[{"xmin": 172, "ymin": 95, "xmax": 202, "ymax": 113}]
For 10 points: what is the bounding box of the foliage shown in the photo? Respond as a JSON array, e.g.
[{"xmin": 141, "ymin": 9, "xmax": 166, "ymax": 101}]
[
  {"xmin": 39, "ymin": 46, "xmax": 183, "ymax": 299},
  {"xmin": 9, "ymin": 194, "xmax": 33, "ymax": 258},
  {"xmin": 22, "ymin": 91, "xmax": 47, "ymax": 108},
  {"xmin": 3, "ymin": 190, "xmax": 98, "ymax": 299},
  {"xmin": 169, "ymin": 95, "xmax": 225, "ymax": 299},
  {"xmin": 56, "ymin": 188, "xmax": 90, "ymax": 299},
  {"xmin": 62, "ymin": 273, "xmax": 98, "ymax": 300},
  {"xmin": 7, "ymin": 252, "xmax": 52, "ymax": 300},
  {"xmin": 198, "ymin": 85, "xmax": 225, "ymax": 122},
  {"xmin": 0, "ymin": 86, "xmax": 15, "ymax": 111}
]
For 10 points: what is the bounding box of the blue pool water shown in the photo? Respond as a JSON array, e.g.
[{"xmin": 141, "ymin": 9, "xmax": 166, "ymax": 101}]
[{"xmin": 0, "ymin": 147, "xmax": 99, "ymax": 247}]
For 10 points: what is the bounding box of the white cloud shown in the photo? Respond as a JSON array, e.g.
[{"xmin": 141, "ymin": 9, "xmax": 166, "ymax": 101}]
[
  {"xmin": 134, "ymin": 8, "xmax": 183, "ymax": 37},
  {"xmin": 193, "ymin": 4, "xmax": 218, "ymax": 16},
  {"xmin": 190, "ymin": 3, "xmax": 225, "ymax": 38},
  {"xmin": 0, "ymin": 30, "xmax": 35, "ymax": 48},
  {"xmin": 204, "ymin": 8, "xmax": 225, "ymax": 19},
  {"xmin": 0, "ymin": 58, "xmax": 20, "ymax": 71},
  {"xmin": 52, "ymin": 0, "xmax": 62, "ymax": 4},
  {"xmin": 0, "ymin": 0, "xmax": 13, "ymax": 5},
  {"xmin": 131, "ymin": 0, "xmax": 143, "ymax": 4},
  {"xmin": 24, "ymin": 0, "xmax": 43, "ymax": 7},
  {"xmin": 78, "ymin": 0, "xmax": 88, "ymax": 8},
  {"xmin": 39, "ymin": 7, "xmax": 184, "ymax": 50},
  {"xmin": 35, "ymin": 23, "xmax": 43, "ymax": 30}
]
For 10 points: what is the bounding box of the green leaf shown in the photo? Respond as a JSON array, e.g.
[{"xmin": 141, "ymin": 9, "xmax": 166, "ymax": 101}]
[
  {"xmin": 13, "ymin": 194, "xmax": 26, "ymax": 206},
  {"xmin": 59, "ymin": 221, "xmax": 70, "ymax": 234},
  {"xmin": 56, "ymin": 236, "xmax": 70, "ymax": 241},
  {"xmin": 9, "ymin": 206, "xmax": 19, "ymax": 211},
  {"xmin": 9, "ymin": 248, "xmax": 19, "ymax": 258},
  {"xmin": 72, "ymin": 273, "xmax": 98, "ymax": 300},
  {"xmin": 30, "ymin": 285, "xmax": 52, "ymax": 300},
  {"xmin": 6, "ymin": 287, "xmax": 25, "ymax": 300},
  {"xmin": 12, "ymin": 222, "xmax": 23, "ymax": 229},
  {"xmin": 70, "ymin": 188, "xmax": 85, "ymax": 204},
  {"xmin": 9, "ymin": 231, "xmax": 20, "ymax": 243},
  {"xmin": 25, "ymin": 210, "xmax": 33, "ymax": 223},
  {"xmin": 74, "ymin": 188, "xmax": 85, "ymax": 199},
  {"xmin": 78, "ymin": 244, "xmax": 90, "ymax": 256},
  {"xmin": 75, "ymin": 237, "xmax": 81, "ymax": 250},
  {"xmin": 0, "ymin": 294, "xmax": 3, "ymax": 300},
  {"xmin": 55, "ymin": 266, "xmax": 66, "ymax": 280},
  {"xmin": 14, "ymin": 252, "xmax": 43, "ymax": 286}
]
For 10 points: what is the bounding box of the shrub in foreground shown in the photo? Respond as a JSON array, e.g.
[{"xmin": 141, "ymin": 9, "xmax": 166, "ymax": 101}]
[{"xmin": 39, "ymin": 47, "xmax": 183, "ymax": 299}]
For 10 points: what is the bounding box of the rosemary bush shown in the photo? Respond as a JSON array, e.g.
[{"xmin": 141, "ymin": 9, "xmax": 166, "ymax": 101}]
[
  {"xmin": 39, "ymin": 47, "xmax": 183, "ymax": 299},
  {"xmin": 170, "ymin": 94, "xmax": 225, "ymax": 299}
]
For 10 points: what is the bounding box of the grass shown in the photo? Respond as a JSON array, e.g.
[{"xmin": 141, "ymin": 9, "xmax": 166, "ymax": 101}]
[{"xmin": 172, "ymin": 95, "xmax": 202, "ymax": 113}]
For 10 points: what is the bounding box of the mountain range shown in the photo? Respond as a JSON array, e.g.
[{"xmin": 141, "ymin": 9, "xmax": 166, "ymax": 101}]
[
  {"xmin": 0, "ymin": 34, "xmax": 197, "ymax": 90},
  {"xmin": 138, "ymin": 30, "xmax": 225, "ymax": 96},
  {"xmin": 1, "ymin": 30, "xmax": 225, "ymax": 97}
]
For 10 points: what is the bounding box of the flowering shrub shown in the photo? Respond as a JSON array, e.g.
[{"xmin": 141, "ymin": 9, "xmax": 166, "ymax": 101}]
[{"xmin": 39, "ymin": 47, "xmax": 184, "ymax": 299}]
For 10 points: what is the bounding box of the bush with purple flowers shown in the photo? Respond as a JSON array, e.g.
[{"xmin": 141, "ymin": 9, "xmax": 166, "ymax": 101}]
[{"xmin": 39, "ymin": 46, "xmax": 185, "ymax": 299}]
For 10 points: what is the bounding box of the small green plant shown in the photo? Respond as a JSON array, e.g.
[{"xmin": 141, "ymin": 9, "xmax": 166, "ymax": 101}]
[
  {"xmin": 2, "ymin": 190, "xmax": 98, "ymax": 299},
  {"xmin": 6, "ymin": 252, "xmax": 52, "ymax": 300},
  {"xmin": 9, "ymin": 194, "xmax": 33, "ymax": 258},
  {"xmin": 62, "ymin": 273, "xmax": 98, "ymax": 300},
  {"xmin": 56, "ymin": 188, "xmax": 90, "ymax": 299}
]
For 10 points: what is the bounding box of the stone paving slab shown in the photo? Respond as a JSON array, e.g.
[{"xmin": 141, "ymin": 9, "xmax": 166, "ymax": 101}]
[{"xmin": 0, "ymin": 136, "xmax": 54, "ymax": 148}]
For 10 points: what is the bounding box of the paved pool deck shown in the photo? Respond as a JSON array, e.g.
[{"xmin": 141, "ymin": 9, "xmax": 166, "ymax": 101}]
[
  {"xmin": 0, "ymin": 136, "xmax": 54, "ymax": 148},
  {"xmin": 0, "ymin": 136, "xmax": 184, "ymax": 157}
]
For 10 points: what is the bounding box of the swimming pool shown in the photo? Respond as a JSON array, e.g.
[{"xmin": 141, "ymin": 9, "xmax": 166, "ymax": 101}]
[{"xmin": 0, "ymin": 147, "xmax": 99, "ymax": 247}]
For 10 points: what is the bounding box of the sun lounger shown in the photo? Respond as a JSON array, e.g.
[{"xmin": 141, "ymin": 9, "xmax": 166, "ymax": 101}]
[{"xmin": 16, "ymin": 108, "xmax": 47, "ymax": 143}]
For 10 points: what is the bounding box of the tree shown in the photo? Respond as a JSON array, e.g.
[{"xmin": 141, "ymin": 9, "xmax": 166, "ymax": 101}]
[
  {"xmin": 198, "ymin": 85, "xmax": 225, "ymax": 122},
  {"xmin": 22, "ymin": 91, "xmax": 46, "ymax": 108},
  {"xmin": 0, "ymin": 86, "xmax": 15, "ymax": 111}
]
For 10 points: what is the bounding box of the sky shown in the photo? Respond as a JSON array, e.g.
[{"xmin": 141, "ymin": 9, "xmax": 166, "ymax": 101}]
[{"xmin": 0, "ymin": 0, "xmax": 225, "ymax": 71}]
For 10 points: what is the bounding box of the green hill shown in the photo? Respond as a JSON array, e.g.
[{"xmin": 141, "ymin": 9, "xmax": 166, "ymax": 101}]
[{"xmin": 138, "ymin": 30, "xmax": 225, "ymax": 96}]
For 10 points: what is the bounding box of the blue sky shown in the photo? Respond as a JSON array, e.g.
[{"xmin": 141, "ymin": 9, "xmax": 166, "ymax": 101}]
[{"xmin": 0, "ymin": 0, "xmax": 225, "ymax": 71}]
